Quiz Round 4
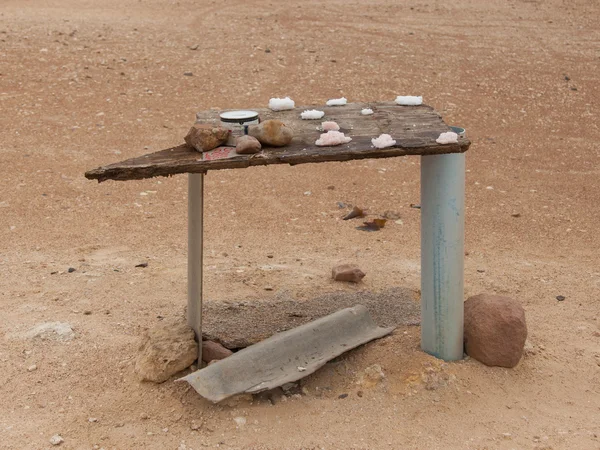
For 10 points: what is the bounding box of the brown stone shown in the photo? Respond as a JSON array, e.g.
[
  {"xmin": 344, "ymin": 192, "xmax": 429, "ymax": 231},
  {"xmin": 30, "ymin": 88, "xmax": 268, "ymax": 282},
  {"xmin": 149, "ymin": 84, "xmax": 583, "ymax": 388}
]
[
  {"xmin": 134, "ymin": 317, "xmax": 198, "ymax": 383},
  {"xmin": 235, "ymin": 135, "xmax": 262, "ymax": 154},
  {"xmin": 464, "ymin": 294, "xmax": 527, "ymax": 368},
  {"xmin": 248, "ymin": 119, "xmax": 293, "ymax": 147},
  {"xmin": 202, "ymin": 340, "xmax": 233, "ymax": 363},
  {"xmin": 332, "ymin": 264, "xmax": 366, "ymax": 283},
  {"xmin": 184, "ymin": 124, "xmax": 230, "ymax": 152}
]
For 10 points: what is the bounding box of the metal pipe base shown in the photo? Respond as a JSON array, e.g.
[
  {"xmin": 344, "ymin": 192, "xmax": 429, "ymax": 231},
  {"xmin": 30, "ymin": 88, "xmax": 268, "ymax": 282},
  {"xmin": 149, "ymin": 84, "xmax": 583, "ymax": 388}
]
[
  {"xmin": 188, "ymin": 173, "xmax": 204, "ymax": 362},
  {"xmin": 420, "ymin": 153, "xmax": 465, "ymax": 361}
]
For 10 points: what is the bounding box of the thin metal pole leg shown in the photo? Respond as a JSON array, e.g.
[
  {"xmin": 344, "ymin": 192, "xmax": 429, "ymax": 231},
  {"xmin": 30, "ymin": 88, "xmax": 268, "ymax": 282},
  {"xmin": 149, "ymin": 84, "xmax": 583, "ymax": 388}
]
[
  {"xmin": 420, "ymin": 153, "xmax": 465, "ymax": 361},
  {"xmin": 188, "ymin": 173, "xmax": 204, "ymax": 362}
]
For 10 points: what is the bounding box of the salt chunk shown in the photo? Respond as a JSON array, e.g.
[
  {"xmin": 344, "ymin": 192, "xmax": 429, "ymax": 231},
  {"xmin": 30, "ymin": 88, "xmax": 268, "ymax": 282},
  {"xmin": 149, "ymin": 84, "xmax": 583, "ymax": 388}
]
[
  {"xmin": 371, "ymin": 134, "xmax": 396, "ymax": 149},
  {"xmin": 395, "ymin": 95, "xmax": 423, "ymax": 106},
  {"xmin": 300, "ymin": 109, "xmax": 325, "ymax": 120},
  {"xmin": 436, "ymin": 131, "xmax": 459, "ymax": 144},
  {"xmin": 269, "ymin": 97, "xmax": 295, "ymax": 111},
  {"xmin": 361, "ymin": 108, "xmax": 374, "ymax": 115},
  {"xmin": 326, "ymin": 97, "xmax": 347, "ymax": 106},
  {"xmin": 321, "ymin": 121, "xmax": 340, "ymax": 131},
  {"xmin": 315, "ymin": 130, "xmax": 352, "ymax": 146},
  {"xmin": 233, "ymin": 417, "xmax": 246, "ymax": 427}
]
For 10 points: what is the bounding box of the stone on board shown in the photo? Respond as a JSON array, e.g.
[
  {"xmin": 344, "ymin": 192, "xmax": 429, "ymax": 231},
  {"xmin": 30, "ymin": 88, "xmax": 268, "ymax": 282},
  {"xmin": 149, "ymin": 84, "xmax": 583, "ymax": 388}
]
[
  {"xmin": 235, "ymin": 135, "xmax": 262, "ymax": 154},
  {"xmin": 184, "ymin": 124, "xmax": 230, "ymax": 152},
  {"xmin": 248, "ymin": 120, "xmax": 293, "ymax": 147}
]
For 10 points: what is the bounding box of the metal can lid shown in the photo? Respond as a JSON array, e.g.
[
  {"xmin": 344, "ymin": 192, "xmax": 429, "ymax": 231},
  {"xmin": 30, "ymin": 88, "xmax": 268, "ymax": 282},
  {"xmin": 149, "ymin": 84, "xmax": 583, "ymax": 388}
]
[{"xmin": 220, "ymin": 110, "xmax": 259, "ymax": 123}]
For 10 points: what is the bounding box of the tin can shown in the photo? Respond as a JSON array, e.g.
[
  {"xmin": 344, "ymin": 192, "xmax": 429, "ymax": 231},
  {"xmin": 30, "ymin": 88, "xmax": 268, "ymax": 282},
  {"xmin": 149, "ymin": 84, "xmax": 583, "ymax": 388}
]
[
  {"xmin": 450, "ymin": 126, "xmax": 466, "ymax": 137},
  {"xmin": 219, "ymin": 110, "xmax": 260, "ymax": 146},
  {"xmin": 220, "ymin": 110, "xmax": 260, "ymax": 132}
]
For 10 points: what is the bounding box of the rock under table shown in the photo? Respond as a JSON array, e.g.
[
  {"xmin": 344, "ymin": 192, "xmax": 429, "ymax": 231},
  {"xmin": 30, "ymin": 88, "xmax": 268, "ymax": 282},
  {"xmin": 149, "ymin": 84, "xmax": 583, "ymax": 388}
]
[{"xmin": 85, "ymin": 101, "xmax": 471, "ymax": 362}]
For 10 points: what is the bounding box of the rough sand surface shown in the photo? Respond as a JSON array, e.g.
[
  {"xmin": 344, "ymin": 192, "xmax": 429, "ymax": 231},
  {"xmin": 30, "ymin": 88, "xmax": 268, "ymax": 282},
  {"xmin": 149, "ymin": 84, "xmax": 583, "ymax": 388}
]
[{"xmin": 0, "ymin": 0, "xmax": 599, "ymax": 449}]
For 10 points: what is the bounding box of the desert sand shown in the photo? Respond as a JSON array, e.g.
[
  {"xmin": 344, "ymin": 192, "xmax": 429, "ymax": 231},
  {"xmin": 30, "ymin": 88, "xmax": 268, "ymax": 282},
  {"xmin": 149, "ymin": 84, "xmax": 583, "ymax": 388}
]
[{"xmin": 0, "ymin": 0, "xmax": 599, "ymax": 448}]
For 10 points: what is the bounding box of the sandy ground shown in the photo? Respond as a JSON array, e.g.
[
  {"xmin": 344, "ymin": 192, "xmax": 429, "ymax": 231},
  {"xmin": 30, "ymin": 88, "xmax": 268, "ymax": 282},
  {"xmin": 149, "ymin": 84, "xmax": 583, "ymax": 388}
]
[{"xmin": 1, "ymin": 0, "xmax": 599, "ymax": 448}]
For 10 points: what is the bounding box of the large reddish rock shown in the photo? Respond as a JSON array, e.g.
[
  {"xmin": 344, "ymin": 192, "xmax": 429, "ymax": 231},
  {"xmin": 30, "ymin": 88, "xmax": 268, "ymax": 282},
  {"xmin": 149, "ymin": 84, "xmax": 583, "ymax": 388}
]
[{"xmin": 464, "ymin": 294, "xmax": 527, "ymax": 368}]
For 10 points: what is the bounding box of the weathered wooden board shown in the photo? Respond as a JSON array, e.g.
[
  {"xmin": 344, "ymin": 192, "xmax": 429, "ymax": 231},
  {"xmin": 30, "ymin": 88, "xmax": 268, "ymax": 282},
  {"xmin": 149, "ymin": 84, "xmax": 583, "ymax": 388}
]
[{"xmin": 85, "ymin": 102, "xmax": 470, "ymax": 182}]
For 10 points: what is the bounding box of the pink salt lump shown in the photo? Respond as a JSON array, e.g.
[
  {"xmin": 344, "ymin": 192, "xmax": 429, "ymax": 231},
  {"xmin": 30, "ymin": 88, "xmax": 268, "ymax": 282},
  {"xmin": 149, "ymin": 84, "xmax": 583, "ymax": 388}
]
[
  {"xmin": 315, "ymin": 130, "xmax": 352, "ymax": 146},
  {"xmin": 321, "ymin": 121, "xmax": 340, "ymax": 132}
]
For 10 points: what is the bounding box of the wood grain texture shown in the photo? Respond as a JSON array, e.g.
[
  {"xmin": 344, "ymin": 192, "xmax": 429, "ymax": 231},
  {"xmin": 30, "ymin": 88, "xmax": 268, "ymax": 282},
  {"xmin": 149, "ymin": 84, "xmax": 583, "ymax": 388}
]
[{"xmin": 85, "ymin": 102, "xmax": 470, "ymax": 182}]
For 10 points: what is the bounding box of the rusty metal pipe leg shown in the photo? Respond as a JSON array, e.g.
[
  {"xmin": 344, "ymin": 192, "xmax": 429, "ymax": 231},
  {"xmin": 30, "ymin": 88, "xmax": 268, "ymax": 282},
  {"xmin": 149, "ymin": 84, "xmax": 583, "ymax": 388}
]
[
  {"xmin": 420, "ymin": 153, "xmax": 465, "ymax": 361},
  {"xmin": 188, "ymin": 173, "xmax": 204, "ymax": 362}
]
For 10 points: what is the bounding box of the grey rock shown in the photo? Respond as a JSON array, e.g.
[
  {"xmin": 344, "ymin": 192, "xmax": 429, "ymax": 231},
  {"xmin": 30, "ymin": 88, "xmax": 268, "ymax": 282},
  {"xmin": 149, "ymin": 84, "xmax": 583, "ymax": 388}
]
[{"xmin": 26, "ymin": 322, "xmax": 74, "ymax": 341}]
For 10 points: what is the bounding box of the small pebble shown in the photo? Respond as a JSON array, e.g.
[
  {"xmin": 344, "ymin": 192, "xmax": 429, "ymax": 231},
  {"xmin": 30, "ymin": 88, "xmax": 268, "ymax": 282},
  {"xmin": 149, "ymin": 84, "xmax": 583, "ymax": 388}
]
[
  {"xmin": 27, "ymin": 364, "xmax": 37, "ymax": 372},
  {"xmin": 556, "ymin": 295, "xmax": 565, "ymax": 301},
  {"xmin": 88, "ymin": 417, "xmax": 98, "ymax": 423},
  {"xmin": 49, "ymin": 435, "xmax": 64, "ymax": 446},
  {"xmin": 68, "ymin": 267, "xmax": 76, "ymax": 273},
  {"xmin": 83, "ymin": 310, "xmax": 92, "ymax": 315},
  {"xmin": 183, "ymin": 72, "xmax": 193, "ymax": 76},
  {"xmin": 338, "ymin": 393, "xmax": 348, "ymax": 399},
  {"xmin": 332, "ymin": 264, "xmax": 366, "ymax": 283}
]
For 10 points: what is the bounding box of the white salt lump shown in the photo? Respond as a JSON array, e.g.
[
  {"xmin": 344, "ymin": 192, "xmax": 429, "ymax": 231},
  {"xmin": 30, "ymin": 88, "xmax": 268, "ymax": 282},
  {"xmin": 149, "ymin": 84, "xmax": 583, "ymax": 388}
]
[
  {"xmin": 301, "ymin": 109, "xmax": 325, "ymax": 120},
  {"xmin": 315, "ymin": 130, "xmax": 352, "ymax": 146},
  {"xmin": 361, "ymin": 108, "xmax": 374, "ymax": 115},
  {"xmin": 326, "ymin": 97, "xmax": 347, "ymax": 106},
  {"xmin": 371, "ymin": 134, "xmax": 396, "ymax": 149},
  {"xmin": 395, "ymin": 96, "xmax": 423, "ymax": 106},
  {"xmin": 436, "ymin": 131, "xmax": 459, "ymax": 144},
  {"xmin": 269, "ymin": 97, "xmax": 295, "ymax": 111},
  {"xmin": 322, "ymin": 121, "xmax": 340, "ymax": 132}
]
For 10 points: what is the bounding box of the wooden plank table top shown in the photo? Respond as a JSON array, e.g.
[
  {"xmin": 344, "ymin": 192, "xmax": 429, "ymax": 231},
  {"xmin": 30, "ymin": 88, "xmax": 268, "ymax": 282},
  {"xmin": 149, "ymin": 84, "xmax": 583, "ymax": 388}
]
[{"xmin": 85, "ymin": 101, "xmax": 470, "ymax": 182}]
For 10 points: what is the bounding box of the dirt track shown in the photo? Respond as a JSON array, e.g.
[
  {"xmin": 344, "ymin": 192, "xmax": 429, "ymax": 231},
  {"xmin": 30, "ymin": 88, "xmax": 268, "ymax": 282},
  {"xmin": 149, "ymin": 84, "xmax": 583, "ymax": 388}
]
[{"xmin": 1, "ymin": 0, "xmax": 599, "ymax": 448}]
